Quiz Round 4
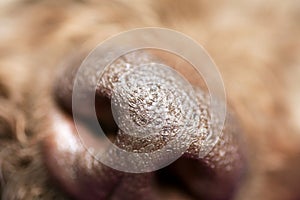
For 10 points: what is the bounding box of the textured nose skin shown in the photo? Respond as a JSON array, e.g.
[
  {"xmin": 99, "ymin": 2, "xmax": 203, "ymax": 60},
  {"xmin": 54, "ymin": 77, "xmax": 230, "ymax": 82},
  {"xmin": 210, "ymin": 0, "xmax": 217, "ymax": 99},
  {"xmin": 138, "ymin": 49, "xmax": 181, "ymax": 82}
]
[{"xmin": 45, "ymin": 51, "xmax": 246, "ymax": 200}]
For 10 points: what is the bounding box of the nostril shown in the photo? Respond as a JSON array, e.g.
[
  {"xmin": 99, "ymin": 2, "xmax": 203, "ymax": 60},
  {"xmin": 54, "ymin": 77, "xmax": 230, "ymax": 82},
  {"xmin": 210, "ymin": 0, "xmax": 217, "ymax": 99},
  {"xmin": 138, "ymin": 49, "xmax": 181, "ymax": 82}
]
[{"xmin": 94, "ymin": 93, "xmax": 118, "ymax": 139}]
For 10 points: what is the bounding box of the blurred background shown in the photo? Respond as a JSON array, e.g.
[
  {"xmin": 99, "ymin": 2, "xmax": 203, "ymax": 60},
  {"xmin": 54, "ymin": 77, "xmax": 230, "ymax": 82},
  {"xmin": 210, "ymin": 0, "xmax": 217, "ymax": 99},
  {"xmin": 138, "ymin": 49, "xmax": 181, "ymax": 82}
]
[{"xmin": 0, "ymin": 0, "xmax": 300, "ymax": 200}]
